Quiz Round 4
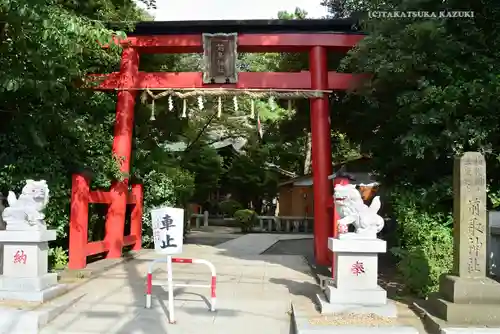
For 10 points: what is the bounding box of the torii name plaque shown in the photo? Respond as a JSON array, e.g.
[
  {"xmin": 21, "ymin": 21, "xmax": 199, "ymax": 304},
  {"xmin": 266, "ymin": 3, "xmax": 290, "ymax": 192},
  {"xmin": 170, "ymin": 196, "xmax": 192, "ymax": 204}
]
[{"xmin": 202, "ymin": 33, "xmax": 238, "ymax": 84}]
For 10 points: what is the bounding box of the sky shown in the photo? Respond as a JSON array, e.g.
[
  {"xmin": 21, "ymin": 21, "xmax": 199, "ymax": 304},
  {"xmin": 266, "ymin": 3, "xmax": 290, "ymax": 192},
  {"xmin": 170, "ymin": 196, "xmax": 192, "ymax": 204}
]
[{"xmin": 138, "ymin": 0, "xmax": 329, "ymax": 21}]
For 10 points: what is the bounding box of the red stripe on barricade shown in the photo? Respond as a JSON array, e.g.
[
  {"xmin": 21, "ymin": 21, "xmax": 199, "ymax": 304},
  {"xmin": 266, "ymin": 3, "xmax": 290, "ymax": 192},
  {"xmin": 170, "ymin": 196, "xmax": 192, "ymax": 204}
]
[
  {"xmin": 146, "ymin": 273, "xmax": 152, "ymax": 294},
  {"xmin": 211, "ymin": 276, "xmax": 216, "ymax": 298},
  {"xmin": 172, "ymin": 258, "xmax": 193, "ymax": 264}
]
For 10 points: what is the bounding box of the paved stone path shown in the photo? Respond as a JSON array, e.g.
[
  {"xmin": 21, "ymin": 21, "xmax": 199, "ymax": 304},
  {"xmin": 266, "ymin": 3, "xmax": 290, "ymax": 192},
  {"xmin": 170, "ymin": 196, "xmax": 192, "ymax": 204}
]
[
  {"xmin": 263, "ymin": 238, "xmax": 428, "ymax": 333},
  {"xmin": 32, "ymin": 232, "xmax": 427, "ymax": 333},
  {"xmin": 40, "ymin": 234, "xmax": 318, "ymax": 334}
]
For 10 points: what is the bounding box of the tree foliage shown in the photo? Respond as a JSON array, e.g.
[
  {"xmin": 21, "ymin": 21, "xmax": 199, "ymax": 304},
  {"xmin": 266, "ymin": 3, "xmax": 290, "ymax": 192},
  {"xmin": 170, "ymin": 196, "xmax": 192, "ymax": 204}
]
[
  {"xmin": 321, "ymin": 0, "xmax": 500, "ymax": 295},
  {"xmin": 0, "ymin": 0, "xmax": 193, "ymax": 255},
  {"xmin": 0, "ymin": 0, "xmax": 129, "ymax": 239},
  {"xmin": 329, "ymin": 0, "xmax": 500, "ymax": 190}
]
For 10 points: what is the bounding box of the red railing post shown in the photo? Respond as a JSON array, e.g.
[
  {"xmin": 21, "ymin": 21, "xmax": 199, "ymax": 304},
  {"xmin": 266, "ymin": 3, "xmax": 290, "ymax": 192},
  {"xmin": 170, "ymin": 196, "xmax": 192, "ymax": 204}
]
[
  {"xmin": 105, "ymin": 46, "xmax": 139, "ymax": 259},
  {"xmin": 309, "ymin": 46, "xmax": 333, "ymax": 266},
  {"xmin": 68, "ymin": 174, "xmax": 90, "ymax": 270},
  {"xmin": 130, "ymin": 184, "xmax": 143, "ymax": 251}
]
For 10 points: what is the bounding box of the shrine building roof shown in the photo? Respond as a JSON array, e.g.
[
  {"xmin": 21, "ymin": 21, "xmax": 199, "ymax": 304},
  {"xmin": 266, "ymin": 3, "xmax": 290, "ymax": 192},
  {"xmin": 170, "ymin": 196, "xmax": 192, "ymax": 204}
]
[{"xmin": 110, "ymin": 18, "xmax": 364, "ymax": 35}]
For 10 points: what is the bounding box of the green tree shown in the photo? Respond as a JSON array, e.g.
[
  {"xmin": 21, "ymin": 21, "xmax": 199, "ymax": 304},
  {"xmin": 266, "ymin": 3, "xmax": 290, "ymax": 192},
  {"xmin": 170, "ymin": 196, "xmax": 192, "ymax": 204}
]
[
  {"xmin": 0, "ymin": 0, "xmax": 194, "ymax": 263},
  {"xmin": 222, "ymin": 142, "xmax": 279, "ymax": 210},
  {"xmin": 321, "ymin": 0, "xmax": 500, "ymax": 295},
  {"xmin": 0, "ymin": 0, "xmax": 129, "ymax": 239},
  {"xmin": 330, "ymin": 0, "xmax": 500, "ymax": 191},
  {"xmin": 244, "ymin": 8, "xmax": 361, "ymax": 175}
]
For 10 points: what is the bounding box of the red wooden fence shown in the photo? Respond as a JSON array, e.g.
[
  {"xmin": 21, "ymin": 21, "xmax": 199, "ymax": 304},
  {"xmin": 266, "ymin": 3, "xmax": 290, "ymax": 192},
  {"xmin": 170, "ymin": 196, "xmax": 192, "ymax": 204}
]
[{"xmin": 68, "ymin": 174, "xmax": 143, "ymax": 269}]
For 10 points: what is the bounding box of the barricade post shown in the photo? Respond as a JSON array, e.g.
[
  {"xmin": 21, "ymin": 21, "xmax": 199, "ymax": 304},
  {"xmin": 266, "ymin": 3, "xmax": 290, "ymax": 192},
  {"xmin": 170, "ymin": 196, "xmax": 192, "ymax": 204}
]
[{"xmin": 146, "ymin": 257, "xmax": 217, "ymax": 313}]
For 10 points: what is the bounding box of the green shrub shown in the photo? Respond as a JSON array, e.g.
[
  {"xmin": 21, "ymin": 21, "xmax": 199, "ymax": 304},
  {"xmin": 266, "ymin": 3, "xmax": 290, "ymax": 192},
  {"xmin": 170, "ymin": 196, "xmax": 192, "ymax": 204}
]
[
  {"xmin": 233, "ymin": 209, "xmax": 257, "ymax": 232},
  {"xmin": 49, "ymin": 246, "xmax": 69, "ymax": 271},
  {"xmin": 219, "ymin": 199, "xmax": 243, "ymax": 217},
  {"xmin": 140, "ymin": 167, "xmax": 195, "ymax": 248},
  {"xmin": 389, "ymin": 186, "xmax": 453, "ymax": 297}
]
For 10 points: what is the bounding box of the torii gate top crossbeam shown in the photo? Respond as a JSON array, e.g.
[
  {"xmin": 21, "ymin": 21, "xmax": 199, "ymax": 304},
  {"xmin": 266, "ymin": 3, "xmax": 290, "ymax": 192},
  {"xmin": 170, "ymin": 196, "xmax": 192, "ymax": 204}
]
[
  {"xmin": 111, "ymin": 18, "xmax": 362, "ymax": 35},
  {"xmin": 110, "ymin": 19, "xmax": 366, "ymax": 53}
]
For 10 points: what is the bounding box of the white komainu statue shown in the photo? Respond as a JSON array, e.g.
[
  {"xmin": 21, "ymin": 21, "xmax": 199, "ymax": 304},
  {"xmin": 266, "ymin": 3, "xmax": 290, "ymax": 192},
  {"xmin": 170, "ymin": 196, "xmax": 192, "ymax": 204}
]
[
  {"xmin": 2, "ymin": 180, "xmax": 50, "ymax": 230},
  {"xmin": 334, "ymin": 183, "xmax": 384, "ymax": 238}
]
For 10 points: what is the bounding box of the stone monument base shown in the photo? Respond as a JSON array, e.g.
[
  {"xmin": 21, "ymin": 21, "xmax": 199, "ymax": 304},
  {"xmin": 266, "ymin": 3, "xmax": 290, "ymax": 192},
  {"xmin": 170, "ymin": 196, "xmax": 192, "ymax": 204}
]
[
  {"xmin": 0, "ymin": 272, "xmax": 68, "ymax": 302},
  {"xmin": 0, "ymin": 272, "xmax": 57, "ymax": 291},
  {"xmin": 428, "ymin": 275, "xmax": 500, "ymax": 325},
  {"xmin": 0, "ymin": 290, "xmax": 85, "ymax": 334},
  {"xmin": 416, "ymin": 275, "xmax": 500, "ymax": 333},
  {"xmin": 439, "ymin": 275, "xmax": 500, "ymax": 304},
  {"xmin": 0, "ymin": 283, "xmax": 68, "ymax": 303}
]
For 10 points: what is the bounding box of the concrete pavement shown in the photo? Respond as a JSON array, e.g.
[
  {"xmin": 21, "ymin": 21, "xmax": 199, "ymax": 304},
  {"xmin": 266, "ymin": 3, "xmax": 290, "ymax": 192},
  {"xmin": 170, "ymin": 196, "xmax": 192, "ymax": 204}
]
[
  {"xmin": 34, "ymin": 233, "xmax": 426, "ymax": 333},
  {"xmin": 40, "ymin": 234, "xmax": 318, "ymax": 334}
]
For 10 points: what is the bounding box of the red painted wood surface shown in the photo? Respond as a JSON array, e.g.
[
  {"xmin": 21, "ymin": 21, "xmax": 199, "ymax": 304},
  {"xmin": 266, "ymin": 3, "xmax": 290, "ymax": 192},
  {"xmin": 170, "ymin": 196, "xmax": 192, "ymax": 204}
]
[
  {"xmin": 83, "ymin": 228, "xmax": 139, "ymax": 257},
  {"xmin": 309, "ymin": 46, "xmax": 333, "ymax": 266},
  {"xmin": 130, "ymin": 184, "xmax": 144, "ymax": 251},
  {"xmin": 86, "ymin": 241, "xmax": 108, "ymax": 256},
  {"xmin": 112, "ymin": 33, "xmax": 365, "ymax": 53},
  {"xmin": 105, "ymin": 47, "xmax": 140, "ymax": 259},
  {"xmin": 91, "ymin": 71, "xmax": 359, "ymax": 91},
  {"xmin": 88, "ymin": 190, "xmax": 137, "ymax": 204},
  {"xmin": 68, "ymin": 172, "xmax": 144, "ymax": 269},
  {"xmin": 68, "ymin": 174, "xmax": 90, "ymax": 269},
  {"xmin": 123, "ymin": 235, "xmax": 138, "ymax": 246}
]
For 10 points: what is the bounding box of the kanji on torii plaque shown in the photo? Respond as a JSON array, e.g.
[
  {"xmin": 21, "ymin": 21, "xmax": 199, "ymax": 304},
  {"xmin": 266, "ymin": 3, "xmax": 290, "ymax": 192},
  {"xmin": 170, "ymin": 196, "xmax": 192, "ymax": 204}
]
[{"xmin": 202, "ymin": 33, "xmax": 238, "ymax": 84}]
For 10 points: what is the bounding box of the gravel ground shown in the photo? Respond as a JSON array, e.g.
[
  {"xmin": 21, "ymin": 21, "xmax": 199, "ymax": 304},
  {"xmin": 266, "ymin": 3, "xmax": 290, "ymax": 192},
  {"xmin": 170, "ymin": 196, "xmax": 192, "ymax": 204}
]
[{"xmin": 308, "ymin": 313, "xmax": 397, "ymax": 326}]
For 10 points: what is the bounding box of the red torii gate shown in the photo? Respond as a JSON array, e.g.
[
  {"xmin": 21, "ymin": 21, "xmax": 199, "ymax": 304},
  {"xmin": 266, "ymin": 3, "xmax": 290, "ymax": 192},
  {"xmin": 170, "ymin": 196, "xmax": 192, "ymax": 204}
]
[{"xmin": 68, "ymin": 19, "xmax": 365, "ymax": 269}]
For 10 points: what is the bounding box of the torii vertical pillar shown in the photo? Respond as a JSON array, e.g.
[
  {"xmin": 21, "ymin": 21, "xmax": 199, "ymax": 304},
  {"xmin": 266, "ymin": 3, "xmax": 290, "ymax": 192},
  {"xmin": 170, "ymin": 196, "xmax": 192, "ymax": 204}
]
[
  {"xmin": 309, "ymin": 46, "xmax": 333, "ymax": 266},
  {"xmin": 105, "ymin": 47, "xmax": 139, "ymax": 258}
]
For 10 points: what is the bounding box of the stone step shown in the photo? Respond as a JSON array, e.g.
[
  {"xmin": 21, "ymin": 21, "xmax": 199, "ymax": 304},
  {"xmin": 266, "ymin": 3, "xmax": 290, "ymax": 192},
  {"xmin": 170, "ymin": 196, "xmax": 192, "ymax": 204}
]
[
  {"xmin": 0, "ymin": 289, "xmax": 83, "ymax": 334},
  {"xmin": 430, "ymin": 297, "xmax": 500, "ymax": 325},
  {"xmin": 316, "ymin": 292, "xmax": 397, "ymax": 317}
]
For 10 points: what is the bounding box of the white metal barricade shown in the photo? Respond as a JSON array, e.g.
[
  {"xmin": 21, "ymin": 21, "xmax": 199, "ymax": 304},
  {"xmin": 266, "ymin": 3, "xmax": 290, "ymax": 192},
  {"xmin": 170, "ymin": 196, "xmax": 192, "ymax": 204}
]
[{"xmin": 146, "ymin": 256, "xmax": 216, "ymax": 323}]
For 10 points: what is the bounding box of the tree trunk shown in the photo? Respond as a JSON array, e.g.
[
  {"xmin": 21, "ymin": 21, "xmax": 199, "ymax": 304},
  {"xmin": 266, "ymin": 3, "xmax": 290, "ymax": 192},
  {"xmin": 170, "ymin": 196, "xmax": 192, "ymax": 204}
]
[{"xmin": 303, "ymin": 132, "xmax": 312, "ymax": 175}]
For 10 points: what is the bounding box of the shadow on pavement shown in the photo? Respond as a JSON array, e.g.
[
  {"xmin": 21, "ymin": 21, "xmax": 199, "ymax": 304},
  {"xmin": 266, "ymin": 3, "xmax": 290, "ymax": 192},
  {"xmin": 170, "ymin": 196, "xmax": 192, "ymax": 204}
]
[
  {"xmin": 268, "ymin": 278, "xmax": 319, "ymax": 304},
  {"xmin": 48, "ymin": 229, "xmax": 315, "ymax": 333}
]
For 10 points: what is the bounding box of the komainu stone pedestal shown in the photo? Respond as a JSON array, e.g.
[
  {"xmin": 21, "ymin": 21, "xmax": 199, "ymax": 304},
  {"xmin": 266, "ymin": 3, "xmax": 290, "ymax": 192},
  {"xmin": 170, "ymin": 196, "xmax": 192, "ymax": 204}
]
[
  {"xmin": 0, "ymin": 230, "xmax": 66, "ymax": 302},
  {"xmin": 316, "ymin": 235, "xmax": 397, "ymax": 317}
]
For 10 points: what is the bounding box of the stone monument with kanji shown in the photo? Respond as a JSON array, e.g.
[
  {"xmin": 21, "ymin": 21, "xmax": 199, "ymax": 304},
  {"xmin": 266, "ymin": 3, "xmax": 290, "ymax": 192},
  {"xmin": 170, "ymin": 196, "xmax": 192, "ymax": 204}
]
[{"xmin": 421, "ymin": 152, "xmax": 500, "ymax": 330}]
